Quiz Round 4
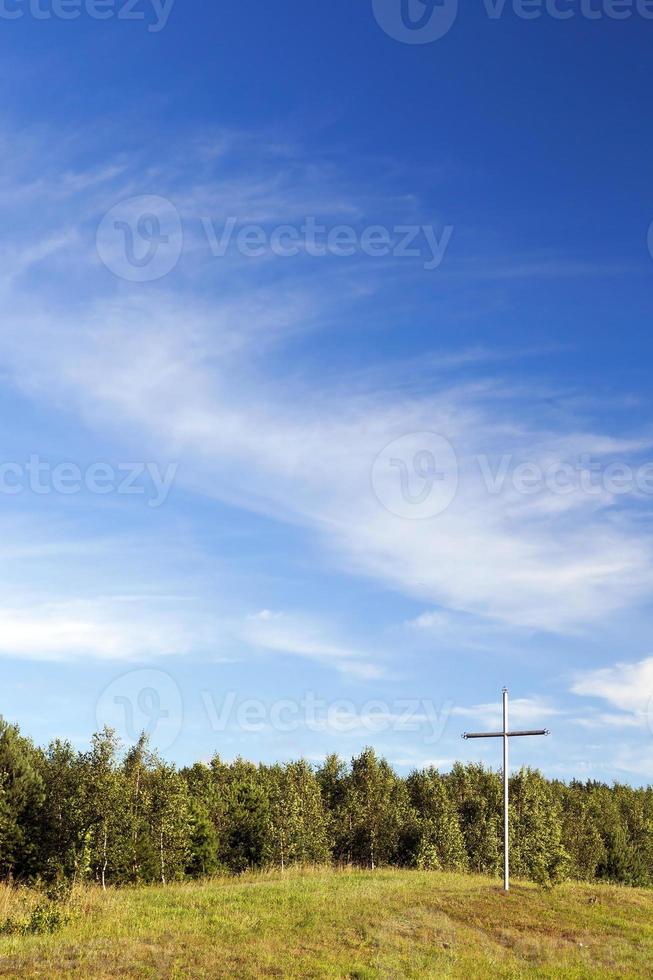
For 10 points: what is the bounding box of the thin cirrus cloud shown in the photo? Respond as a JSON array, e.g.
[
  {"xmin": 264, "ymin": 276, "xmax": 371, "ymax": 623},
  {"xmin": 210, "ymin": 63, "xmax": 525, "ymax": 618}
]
[
  {"xmin": 6, "ymin": 287, "xmax": 653, "ymax": 638},
  {"xmin": 451, "ymin": 697, "xmax": 563, "ymax": 730},
  {"xmin": 0, "ymin": 600, "xmax": 197, "ymax": 662},
  {"xmin": 242, "ymin": 610, "xmax": 384, "ymax": 681},
  {"xmin": 571, "ymin": 657, "xmax": 653, "ymax": 721},
  {"xmin": 1, "ymin": 125, "xmax": 653, "ymax": 669}
]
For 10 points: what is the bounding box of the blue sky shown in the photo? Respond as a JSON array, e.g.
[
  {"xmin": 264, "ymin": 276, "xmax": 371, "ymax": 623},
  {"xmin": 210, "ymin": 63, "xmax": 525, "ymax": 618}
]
[{"xmin": 2, "ymin": 1, "xmax": 653, "ymax": 782}]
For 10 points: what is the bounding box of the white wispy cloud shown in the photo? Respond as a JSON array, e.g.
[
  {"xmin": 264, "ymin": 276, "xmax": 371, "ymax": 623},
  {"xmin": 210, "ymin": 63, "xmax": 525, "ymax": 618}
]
[
  {"xmin": 241, "ymin": 610, "xmax": 383, "ymax": 680},
  {"xmin": 1, "ymin": 123, "xmax": 653, "ymax": 664},
  {"xmin": 452, "ymin": 697, "xmax": 562, "ymax": 730},
  {"xmin": 569, "ymin": 713, "xmax": 641, "ymax": 730},
  {"xmin": 0, "ymin": 600, "xmax": 195, "ymax": 661},
  {"xmin": 11, "ymin": 298, "xmax": 650, "ymax": 634},
  {"xmin": 571, "ymin": 657, "xmax": 653, "ymax": 723}
]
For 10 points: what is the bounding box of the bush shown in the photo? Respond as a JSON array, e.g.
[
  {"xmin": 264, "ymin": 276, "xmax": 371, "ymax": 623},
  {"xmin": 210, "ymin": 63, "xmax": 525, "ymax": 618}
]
[{"xmin": 0, "ymin": 896, "xmax": 75, "ymax": 936}]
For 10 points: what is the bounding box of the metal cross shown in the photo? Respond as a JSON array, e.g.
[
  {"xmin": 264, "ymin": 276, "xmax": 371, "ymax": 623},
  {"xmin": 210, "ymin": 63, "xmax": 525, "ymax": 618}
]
[{"xmin": 462, "ymin": 687, "xmax": 549, "ymax": 892}]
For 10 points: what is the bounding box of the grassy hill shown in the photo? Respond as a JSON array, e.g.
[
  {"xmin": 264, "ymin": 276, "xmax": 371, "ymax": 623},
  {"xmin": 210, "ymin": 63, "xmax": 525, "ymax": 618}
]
[{"xmin": 0, "ymin": 868, "xmax": 651, "ymax": 978}]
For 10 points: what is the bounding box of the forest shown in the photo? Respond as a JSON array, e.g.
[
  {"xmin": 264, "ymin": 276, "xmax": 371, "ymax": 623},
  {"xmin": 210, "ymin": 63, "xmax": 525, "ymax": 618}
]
[{"xmin": 0, "ymin": 718, "xmax": 651, "ymax": 890}]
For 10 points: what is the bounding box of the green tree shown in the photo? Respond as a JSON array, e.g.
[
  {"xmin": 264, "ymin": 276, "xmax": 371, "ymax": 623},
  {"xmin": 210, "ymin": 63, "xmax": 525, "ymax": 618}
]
[
  {"xmin": 560, "ymin": 783, "xmax": 606, "ymax": 881},
  {"xmin": 81, "ymin": 728, "xmax": 124, "ymax": 889},
  {"xmin": 316, "ymin": 754, "xmax": 348, "ymax": 862},
  {"xmin": 266, "ymin": 761, "xmax": 330, "ymax": 869},
  {"xmin": 345, "ymin": 748, "xmax": 410, "ymax": 869},
  {"xmin": 446, "ymin": 763, "xmax": 502, "ymax": 875},
  {"xmin": 186, "ymin": 799, "xmax": 219, "ymax": 877},
  {"xmin": 0, "ymin": 719, "xmax": 44, "ymax": 880},
  {"xmin": 407, "ymin": 769, "xmax": 467, "ymax": 871},
  {"xmin": 121, "ymin": 734, "xmax": 154, "ymax": 884},
  {"xmin": 146, "ymin": 760, "xmax": 191, "ymax": 885},
  {"xmin": 35, "ymin": 739, "xmax": 88, "ymax": 882},
  {"xmin": 218, "ymin": 759, "xmax": 270, "ymax": 873},
  {"xmin": 509, "ymin": 769, "xmax": 568, "ymax": 886}
]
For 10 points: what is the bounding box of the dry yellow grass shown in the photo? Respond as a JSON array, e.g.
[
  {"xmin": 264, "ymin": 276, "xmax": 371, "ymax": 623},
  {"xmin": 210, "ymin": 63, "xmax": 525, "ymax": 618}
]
[{"xmin": 0, "ymin": 868, "xmax": 651, "ymax": 977}]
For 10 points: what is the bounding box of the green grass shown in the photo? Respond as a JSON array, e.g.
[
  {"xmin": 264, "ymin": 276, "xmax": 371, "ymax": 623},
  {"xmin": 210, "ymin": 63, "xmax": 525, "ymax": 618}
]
[{"xmin": 0, "ymin": 868, "xmax": 651, "ymax": 978}]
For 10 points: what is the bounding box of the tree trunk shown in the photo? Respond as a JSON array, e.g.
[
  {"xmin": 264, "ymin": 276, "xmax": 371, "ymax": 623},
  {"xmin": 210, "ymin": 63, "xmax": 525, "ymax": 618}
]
[
  {"xmin": 101, "ymin": 826, "xmax": 108, "ymax": 891},
  {"xmin": 132, "ymin": 769, "xmax": 141, "ymax": 882},
  {"xmin": 160, "ymin": 828, "xmax": 166, "ymax": 886}
]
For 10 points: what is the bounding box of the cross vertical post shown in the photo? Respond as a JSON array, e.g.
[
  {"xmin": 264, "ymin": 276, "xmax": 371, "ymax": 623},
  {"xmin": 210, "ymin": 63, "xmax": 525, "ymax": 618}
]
[
  {"xmin": 462, "ymin": 688, "xmax": 550, "ymax": 893},
  {"xmin": 502, "ymin": 687, "xmax": 509, "ymax": 892}
]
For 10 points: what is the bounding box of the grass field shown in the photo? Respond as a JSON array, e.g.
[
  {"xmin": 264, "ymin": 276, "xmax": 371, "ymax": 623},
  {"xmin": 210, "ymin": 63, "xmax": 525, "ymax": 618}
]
[{"xmin": 0, "ymin": 868, "xmax": 651, "ymax": 978}]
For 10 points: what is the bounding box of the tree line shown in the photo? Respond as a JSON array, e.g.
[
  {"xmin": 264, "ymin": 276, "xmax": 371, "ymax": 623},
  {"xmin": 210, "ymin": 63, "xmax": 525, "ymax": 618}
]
[{"xmin": 0, "ymin": 718, "xmax": 651, "ymax": 888}]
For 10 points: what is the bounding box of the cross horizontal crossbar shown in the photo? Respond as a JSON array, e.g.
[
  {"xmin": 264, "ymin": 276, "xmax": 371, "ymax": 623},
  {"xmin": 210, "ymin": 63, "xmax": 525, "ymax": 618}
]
[{"xmin": 462, "ymin": 729, "xmax": 549, "ymax": 739}]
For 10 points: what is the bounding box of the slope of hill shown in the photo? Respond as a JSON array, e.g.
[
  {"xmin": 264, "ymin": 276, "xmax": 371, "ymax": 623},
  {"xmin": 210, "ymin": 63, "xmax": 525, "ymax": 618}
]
[{"xmin": 0, "ymin": 868, "xmax": 651, "ymax": 978}]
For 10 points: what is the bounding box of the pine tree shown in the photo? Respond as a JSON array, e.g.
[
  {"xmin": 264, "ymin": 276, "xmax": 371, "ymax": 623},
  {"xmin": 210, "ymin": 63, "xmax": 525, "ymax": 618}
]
[
  {"xmin": 0, "ymin": 719, "xmax": 44, "ymax": 880},
  {"xmin": 219, "ymin": 759, "xmax": 270, "ymax": 873},
  {"xmin": 35, "ymin": 739, "xmax": 88, "ymax": 882},
  {"xmin": 186, "ymin": 799, "xmax": 219, "ymax": 877}
]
